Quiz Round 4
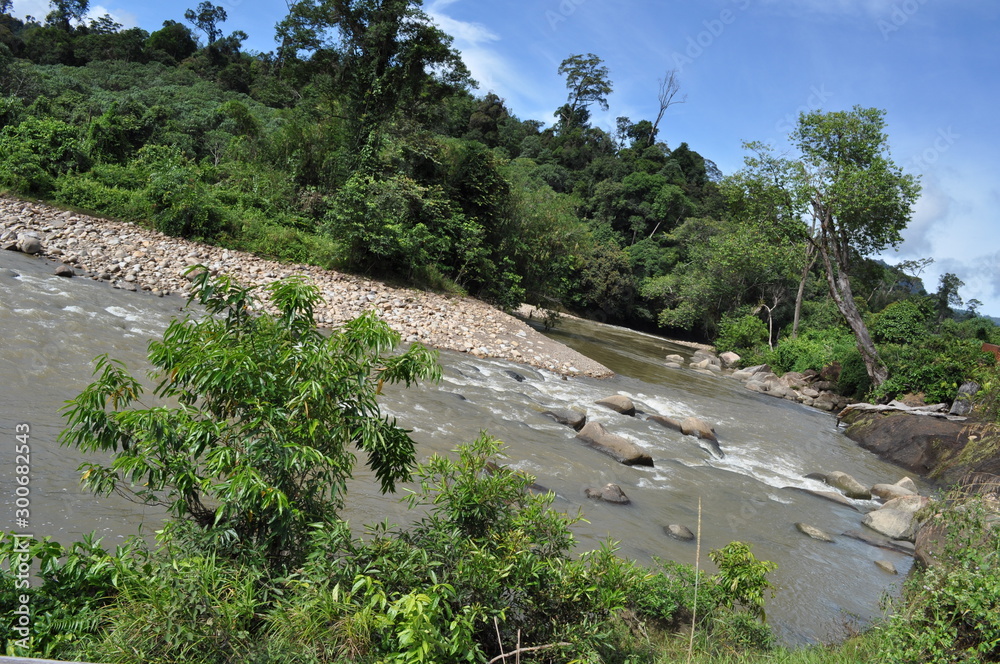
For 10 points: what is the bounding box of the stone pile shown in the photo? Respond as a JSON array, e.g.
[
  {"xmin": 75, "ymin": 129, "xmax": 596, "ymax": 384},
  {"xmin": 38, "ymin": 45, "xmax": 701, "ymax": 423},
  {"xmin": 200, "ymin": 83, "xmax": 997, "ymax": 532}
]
[{"xmin": 0, "ymin": 196, "xmax": 612, "ymax": 378}]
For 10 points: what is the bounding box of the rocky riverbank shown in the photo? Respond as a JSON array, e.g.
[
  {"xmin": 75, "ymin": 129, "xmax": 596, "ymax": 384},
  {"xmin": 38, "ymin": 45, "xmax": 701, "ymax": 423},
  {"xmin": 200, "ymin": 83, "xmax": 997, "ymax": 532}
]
[{"xmin": 0, "ymin": 196, "xmax": 613, "ymax": 378}]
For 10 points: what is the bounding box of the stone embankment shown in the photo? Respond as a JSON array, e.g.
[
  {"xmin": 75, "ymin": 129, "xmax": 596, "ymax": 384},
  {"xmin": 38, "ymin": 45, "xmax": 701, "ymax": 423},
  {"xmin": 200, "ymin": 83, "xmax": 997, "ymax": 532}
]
[{"xmin": 0, "ymin": 196, "xmax": 613, "ymax": 378}]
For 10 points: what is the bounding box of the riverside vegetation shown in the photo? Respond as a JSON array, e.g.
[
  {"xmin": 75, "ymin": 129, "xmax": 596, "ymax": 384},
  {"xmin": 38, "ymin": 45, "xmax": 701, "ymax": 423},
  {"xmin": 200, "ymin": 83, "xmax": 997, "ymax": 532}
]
[{"xmin": 2, "ymin": 0, "xmax": 1000, "ymax": 661}]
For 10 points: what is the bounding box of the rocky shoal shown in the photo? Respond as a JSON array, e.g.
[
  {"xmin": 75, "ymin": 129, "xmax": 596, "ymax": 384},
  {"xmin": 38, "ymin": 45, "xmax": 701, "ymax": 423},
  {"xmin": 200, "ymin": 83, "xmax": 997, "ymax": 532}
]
[{"xmin": 0, "ymin": 196, "xmax": 613, "ymax": 379}]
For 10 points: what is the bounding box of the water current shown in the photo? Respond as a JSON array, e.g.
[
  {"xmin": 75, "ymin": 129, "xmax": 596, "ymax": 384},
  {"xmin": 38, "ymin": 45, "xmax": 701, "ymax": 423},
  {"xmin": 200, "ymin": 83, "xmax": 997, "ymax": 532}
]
[{"xmin": 0, "ymin": 249, "xmax": 924, "ymax": 644}]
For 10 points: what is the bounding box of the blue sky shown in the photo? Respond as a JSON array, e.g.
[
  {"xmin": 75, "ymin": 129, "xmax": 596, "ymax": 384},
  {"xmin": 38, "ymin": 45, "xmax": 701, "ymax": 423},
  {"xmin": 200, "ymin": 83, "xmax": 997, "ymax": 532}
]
[{"xmin": 10, "ymin": 0, "xmax": 1000, "ymax": 315}]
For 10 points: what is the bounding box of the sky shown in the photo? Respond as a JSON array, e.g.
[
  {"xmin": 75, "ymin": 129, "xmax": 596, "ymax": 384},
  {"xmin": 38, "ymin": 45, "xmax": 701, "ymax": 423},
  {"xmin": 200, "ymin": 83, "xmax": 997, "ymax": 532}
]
[{"xmin": 9, "ymin": 0, "xmax": 1000, "ymax": 316}]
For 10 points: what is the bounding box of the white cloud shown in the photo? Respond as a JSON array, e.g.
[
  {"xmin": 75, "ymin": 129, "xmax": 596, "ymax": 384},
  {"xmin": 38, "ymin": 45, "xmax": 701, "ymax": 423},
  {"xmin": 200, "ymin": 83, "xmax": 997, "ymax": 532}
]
[
  {"xmin": 10, "ymin": 0, "xmax": 138, "ymax": 28},
  {"xmin": 896, "ymin": 174, "xmax": 954, "ymax": 258},
  {"xmin": 86, "ymin": 5, "xmax": 140, "ymax": 29},
  {"xmin": 10, "ymin": 0, "xmax": 49, "ymax": 22}
]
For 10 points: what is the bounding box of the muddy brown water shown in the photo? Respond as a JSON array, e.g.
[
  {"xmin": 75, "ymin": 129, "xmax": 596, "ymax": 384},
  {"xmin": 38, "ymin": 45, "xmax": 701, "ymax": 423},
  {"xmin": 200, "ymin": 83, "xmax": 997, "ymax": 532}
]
[{"xmin": 0, "ymin": 250, "xmax": 922, "ymax": 644}]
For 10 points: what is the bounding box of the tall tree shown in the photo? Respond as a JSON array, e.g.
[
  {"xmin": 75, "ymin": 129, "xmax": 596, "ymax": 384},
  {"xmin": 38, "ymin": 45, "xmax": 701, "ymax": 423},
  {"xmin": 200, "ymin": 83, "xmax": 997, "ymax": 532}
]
[
  {"xmin": 46, "ymin": 0, "xmax": 89, "ymax": 31},
  {"xmin": 184, "ymin": 1, "xmax": 227, "ymax": 43},
  {"xmin": 792, "ymin": 106, "xmax": 920, "ymax": 386},
  {"xmin": 556, "ymin": 52, "xmax": 612, "ymax": 129}
]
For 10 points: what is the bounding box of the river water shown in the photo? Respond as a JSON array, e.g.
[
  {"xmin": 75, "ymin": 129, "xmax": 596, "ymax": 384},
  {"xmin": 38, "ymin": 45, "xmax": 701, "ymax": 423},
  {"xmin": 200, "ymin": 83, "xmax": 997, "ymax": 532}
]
[{"xmin": 0, "ymin": 249, "xmax": 921, "ymax": 644}]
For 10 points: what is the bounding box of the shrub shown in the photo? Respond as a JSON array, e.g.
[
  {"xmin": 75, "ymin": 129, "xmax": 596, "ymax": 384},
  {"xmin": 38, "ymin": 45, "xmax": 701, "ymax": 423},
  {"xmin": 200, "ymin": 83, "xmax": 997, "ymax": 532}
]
[
  {"xmin": 875, "ymin": 337, "xmax": 996, "ymax": 404},
  {"xmin": 879, "ymin": 494, "xmax": 1000, "ymax": 663},
  {"xmin": 869, "ymin": 299, "xmax": 932, "ymax": 344},
  {"xmin": 59, "ymin": 273, "xmax": 441, "ymax": 571},
  {"xmin": 715, "ymin": 313, "xmax": 769, "ymax": 355}
]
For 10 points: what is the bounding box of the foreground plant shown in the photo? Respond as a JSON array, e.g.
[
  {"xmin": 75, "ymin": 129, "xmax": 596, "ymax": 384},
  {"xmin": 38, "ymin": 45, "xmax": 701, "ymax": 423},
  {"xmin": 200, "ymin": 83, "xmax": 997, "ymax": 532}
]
[{"xmin": 59, "ymin": 269, "xmax": 441, "ymax": 569}]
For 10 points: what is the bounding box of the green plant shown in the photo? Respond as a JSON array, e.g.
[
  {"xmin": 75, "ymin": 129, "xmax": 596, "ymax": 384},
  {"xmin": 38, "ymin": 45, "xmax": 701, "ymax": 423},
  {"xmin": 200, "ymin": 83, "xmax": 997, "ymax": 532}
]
[
  {"xmin": 708, "ymin": 542, "xmax": 777, "ymax": 623},
  {"xmin": 59, "ymin": 271, "xmax": 441, "ymax": 570},
  {"xmin": 715, "ymin": 313, "xmax": 769, "ymax": 355},
  {"xmin": 879, "ymin": 493, "xmax": 1000, "ymax": 663}
]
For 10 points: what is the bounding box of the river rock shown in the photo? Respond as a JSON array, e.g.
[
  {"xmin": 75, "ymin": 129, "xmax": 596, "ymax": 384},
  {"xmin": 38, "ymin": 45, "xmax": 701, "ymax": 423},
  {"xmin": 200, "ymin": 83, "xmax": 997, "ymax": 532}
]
[
  {"xmin": 871, "ymin": 482, "xmax": 916, "ymax": 501},
  {"xmin": 795, "ymin": 522, "xmax": 834, "ymax": 542},
  {"xmin": 17, "ymin": 234, "xmax": 42, "ymax": 254},
  {"xmin": 54, "ymin": 264, "xmax": 75, "ymax": 278},
  {"xmin": 664, "ymin": 524, "xmax": 695, "ymax": 541},
  {"xmin": 874, "ymin": 560, "xmax": 898, "ymax": 574},
  {"xmin": 585, "ymin": 483, "xmax": 631, "ymax": 504},
  {"xmin": 680, "ymin": 416, "xmax": 717, "ymax": 442},
  {"xmin": 863, "ymin": 508, "xmax": 918, "ymax": 541},
  {"xmin": 665, "ymin": 354, "xmax": 684, "ymax": 363},
  {"xmin": 575, "ymin": 421, "xmax": 653, "ymax": 467},
  {"xmin": 647, "ymin": 414, "xmax": 682, "ymax": 433},
  {"xmin": 781, "ymin": 486, "xmax": 861, "ymax": 511},
  {"xmin": 949, "ymin": 381, "xmax": 980, "ymax": 416},
  {"xmin": 827, "ymin": 471, "xmax": 872, "ymax": 499},
  {"xmin": 541, "ymin": 408, "xmax": 586, "ymax": 431},
  {"xmin": 665, "ymin": 362, "xmax": 682, "ymax": 369},
  {"xmin": 841, "ymin": 529, "xmax": 916, "ymax": 555},
  {"xmin": 895, "ymin": 476, "xmax": 918, "ymax": 493},
  {"xmin": 719, "ymin": 351, "xmax": 741, "ymax": 368},
  {"xmin": 595, "ymin": 395, "xmax": 636, "ymax": 416},
  {"xmin": 882, "ymin": 494, "xmax": 929, "ymax": 514}
]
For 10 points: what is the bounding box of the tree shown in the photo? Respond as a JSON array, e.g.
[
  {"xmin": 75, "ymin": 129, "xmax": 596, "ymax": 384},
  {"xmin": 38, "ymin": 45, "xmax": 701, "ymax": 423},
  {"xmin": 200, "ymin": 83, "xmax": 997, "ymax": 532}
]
[
  {"xmin": 1, "ymin": 0, "xmax": 14, "ymax": 14},
  {"xmin": 146, "ymin": 19, "xmax": 198, "ymax": 63},
  {"xmin": 556, "ymin": 53, "xmax": 612, "ymax": 129},
  {"xmin": 792, "ymin": 107, "xmax": 920, "ymax": 387},
  {"xmin": 45, "ymin": 0, "xmax": 88, "ymax": 31},
  {"xmin": 274, "ymin": 0, "xmax": 471, "ymax": 162},
  {"xmin": 936, "ymin": 272, "xmax": 964, "ymax": 322},
  {"xmin": 59, "ymin": 272, "xmax": 441, "ymax": 569},
  {"xmin": 737, "ymin": 108, "xmax": 919, "ymax": 386},
  {"xmin": 184, "ymin": 1, "xmax": 227, "ymax": 43},
  {"xmin": 647, "ymin": 68, "xmax": 685, "ymax": 146}
]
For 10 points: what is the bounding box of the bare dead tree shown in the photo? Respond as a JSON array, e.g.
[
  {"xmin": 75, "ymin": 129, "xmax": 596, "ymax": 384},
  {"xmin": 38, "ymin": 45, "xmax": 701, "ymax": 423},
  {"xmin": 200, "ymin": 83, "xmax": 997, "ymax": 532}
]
[{"xmin": 648, "ymin": 69, "xmax": 686, "ymax": 146}]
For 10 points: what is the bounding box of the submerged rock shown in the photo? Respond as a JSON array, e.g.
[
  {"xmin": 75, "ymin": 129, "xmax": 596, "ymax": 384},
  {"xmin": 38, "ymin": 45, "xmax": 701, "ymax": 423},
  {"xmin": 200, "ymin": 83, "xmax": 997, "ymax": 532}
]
[
  {"xmin": 664, "ymin": 524, "xmax": 695, "ymax": 541},
  {"xmin": 827, "ymin": 471, "xmax": 872, "ymax": 499},
  {"xmin": 795, "ymin": 522, "xmax": 835, "ymax": 542}
]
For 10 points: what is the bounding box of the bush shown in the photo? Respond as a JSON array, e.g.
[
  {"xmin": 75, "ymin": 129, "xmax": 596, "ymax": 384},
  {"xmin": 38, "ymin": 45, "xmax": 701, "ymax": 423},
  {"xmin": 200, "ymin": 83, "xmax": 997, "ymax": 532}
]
[
  {"xmin": 879, "ymin": 494, "xmax": 1000, "ymax": 663},
  {"xmin": 869, "ymin": 299, "xmax": 932, "ymax": 344},
  {"xmin": 875, "ymin": 337, "xmax": 996, "ymax": 404},
  {"xmin": 715, "ymin": 313, "xmax": 769, "ymax": 355},
  {"xmin": 766, "ymin": 327, "xmax": 856, "ymax": 376},
  {"xmin": 59, "ymin": 273, "xmax": 441, "ymax": 571}
]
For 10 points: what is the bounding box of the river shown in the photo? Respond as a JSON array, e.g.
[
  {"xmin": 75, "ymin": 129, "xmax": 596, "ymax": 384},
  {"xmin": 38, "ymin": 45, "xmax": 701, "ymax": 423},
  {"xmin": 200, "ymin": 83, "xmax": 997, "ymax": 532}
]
[{"xmin": 0, "ymin": 248, "xmax": 921, "ymax": 644}]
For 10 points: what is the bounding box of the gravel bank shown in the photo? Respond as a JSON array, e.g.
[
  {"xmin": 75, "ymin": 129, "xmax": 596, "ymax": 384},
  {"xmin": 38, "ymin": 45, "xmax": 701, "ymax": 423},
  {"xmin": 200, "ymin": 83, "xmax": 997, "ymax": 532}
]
[{"xmin": 0, "ymin": 196, "xmax": 613, "ymax": 378}]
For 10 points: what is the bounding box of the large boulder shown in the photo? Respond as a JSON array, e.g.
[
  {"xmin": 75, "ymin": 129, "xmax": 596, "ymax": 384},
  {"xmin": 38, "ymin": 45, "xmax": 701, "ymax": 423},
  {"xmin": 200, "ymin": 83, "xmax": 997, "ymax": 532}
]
[
  {"xmin": 871, "ymin": 483, "xmax": 916, "ymax": 501},
  {"xmin": 827, "ymin": 471, "xmax": 872, "ymax": 499},
  {"xmin": 575, "ymin": 421, "xmax": 653, "ymax": 467},
  {"xmin": 647, "ymin": 415, "xmax": 683, "ymax": 433},
  {"xmin": 541, "ymin": 409, "xmax": 587, "ymax": 431},
  {"xmin": 595, "ymin": 395, "xmax": 636, "ymax": 417},
  {"xmin": 863, "ymin": 508, "xmax": 919, "ymax": 541},
  {"xmin": 17, "ymin": 234, "xmax": 42, "ymax": 255},
  {"xmin": 719, "ymin": 351, "xmax": 741, "ymax": 368},
  {"xmin": 841, "ymin": 410, "xmax": 999, "ymax": 482},
  {"xmin": 680, "ymin": 417, "xmax": 723, "ymax": 458}
]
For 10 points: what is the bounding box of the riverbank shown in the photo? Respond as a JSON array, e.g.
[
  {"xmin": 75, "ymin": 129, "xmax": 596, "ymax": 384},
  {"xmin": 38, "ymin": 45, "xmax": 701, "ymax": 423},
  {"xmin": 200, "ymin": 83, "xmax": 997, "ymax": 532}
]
[{"xmin": 0, "ymin": 195, "xmax": 613, "ymax": 379}]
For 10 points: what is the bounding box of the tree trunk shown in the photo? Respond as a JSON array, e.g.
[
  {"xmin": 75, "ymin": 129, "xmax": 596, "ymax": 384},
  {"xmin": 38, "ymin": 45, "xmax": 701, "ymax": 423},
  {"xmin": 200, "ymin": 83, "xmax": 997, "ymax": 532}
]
[
  {"xmin": 816, "ymin": 240, "xmax": 888, "ymax": 387},
  {"xmin": 791, "ymin": 244, "xmax": 817, "ymax": 339}
]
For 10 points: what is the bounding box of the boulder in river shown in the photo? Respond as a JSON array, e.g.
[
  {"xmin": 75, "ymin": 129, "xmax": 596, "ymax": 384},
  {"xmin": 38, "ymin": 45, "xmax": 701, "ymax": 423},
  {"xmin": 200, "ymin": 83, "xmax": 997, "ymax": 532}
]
[
  {"xmin": 826, "ymin": 471, "xmax": 872, "ymax": 499},
  {"xmin": 503, "ymin": 369, "xmax": 527, "ymax": 382},
  {"xmin": 863, "ymin": 508, "xmax": 919, "ymax": 541},
  {"xmin": 541, "ymin": 408, "xmax": 587, "ymax": 431},
  {"xmin": 595, "ymin": 394, "xmax": 636, "ymax": 416},
  {"xmin": 664, "ymin": 524, "xmax": 695, "ymax": 541},
  {"xmin": 719, "ymin": 351, "xmax": 741, "ymax": 368},
  {"xmin": 54, "ymin": 264, "xmax": 74, "ymax": 278},
  {"xmin": 875, "ymin": 560, "xmax": 898, "ymax": 574},
  {"xmin": 575, "ymin": 421, "xmax": 653, "ymax": 467},
  {"xmin": 871, "ymin": 482, "xmax": 916, "ymax": 501},
  {"xmin": 680, "ymin": 416, "xmax": 723, "ymax": 457},
  {"xmin": 585, "ymin": 483, "xmax": 631, "ymax": 504},
  {"xmin": 647, "ymin": 414, "xmax": 682, "ymax": 433},
  {"xmin": 795, "ymin": 522, "xmax": 834, "ymax": 542}
]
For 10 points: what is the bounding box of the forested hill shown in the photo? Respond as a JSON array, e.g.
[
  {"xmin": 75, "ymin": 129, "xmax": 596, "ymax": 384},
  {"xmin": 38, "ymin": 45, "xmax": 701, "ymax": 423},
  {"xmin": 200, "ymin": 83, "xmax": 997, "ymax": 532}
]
[{"xmin": 1, "ymin": 0, "xmax": 997, "ymax": 408}]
